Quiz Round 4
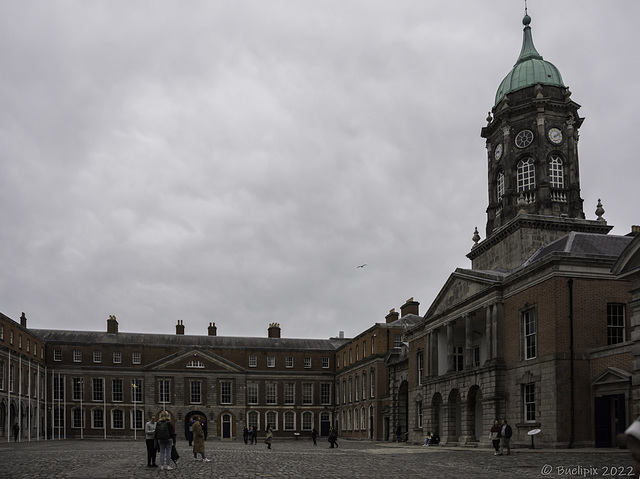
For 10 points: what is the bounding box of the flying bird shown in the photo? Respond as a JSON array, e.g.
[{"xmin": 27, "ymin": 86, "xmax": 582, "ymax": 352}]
[{"xmin": 356, "ymin": 264, "xmax": 367, "ymax": 268}]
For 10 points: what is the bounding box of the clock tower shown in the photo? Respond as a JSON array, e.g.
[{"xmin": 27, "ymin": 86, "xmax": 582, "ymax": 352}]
[{"xmin": 468, "ymin": 14, "xmax": 612, "ymax": 271}]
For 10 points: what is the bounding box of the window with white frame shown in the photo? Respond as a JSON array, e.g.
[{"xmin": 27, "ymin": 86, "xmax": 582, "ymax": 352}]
[
  {"xmin": 354, "ymin": 375, "xmax": 359, "ymax": 402},
  {"xmin": 112, "ymin": 409, "xmax": 124, "ymax": 429},
  {"xmin": 266, "ymin": 411, "xmax": 277, "ymax": 430},
  {"xmin": 394, "ymin": 334, "xmax": 403, "ymax": 348},
  {"xmin": 186, "ymin": 360, "xmax": 204, "ymax": 368},
  {"xmin": 286, "ymin": 356, "xmax": 293, "ymax": 368},
  {"xmin": 321, "ymin": 383, "xmax": 331, "ymax": 405},
  {"xmin": 362, "ymin": 372, "xmax": 366, "ymax": 400},
  {"xmin": 356, "ymin": 345, "xmax": 359, "ymax": 361},
  {"xmin": 497, "ymin": 170, "xmax": 505, "ymax": 201},
  {"xmin": 54, "ymin": 349, "xmax": 62, "ymax": 361},
  {"xmin": 112, "ymin": 379, "xmax": 123, "ymax": 402},
  {"xmin": 247, "ymin": 410, "xmax": 259, "ymax": 430},
  {"xmin": 342, "ymin": 380, "xmax": 346, "ymax": 404},
  {"xmin": 93, "ymin": 351, "xmax": 102, "ymax": 363},
  {"xmin": 322, "ymin": 357, "xmax": 329, "ymax": 368},
  {"xmin": 132, "ymin": 409, "xmax": 143, "ymax": 430},
  {"xmin": 266, "ymin": 383, "xmax": 277, "ymax": 405},
  {"xmin": 607, "ymin": 303, "xmax": 625, "ymax": 345},
  {"xmin": 370, "ymin": 370, "xmax": 375, "ymax": 398},
  {"xmin": 248, "ymin": 383, "xmax": 258, "ymax": 405},
  {"xmin": 303, "ymin": 383, "xmax": 313, "ymax": 405},
  {"xmin": 363, "ymin": 341, "xmax": 366, "ymax": 358},
  {"xmin": 190, "ymin": 380, "xmax": 202, "ymax": 404},
  {"xmin": 354, "ymin": 407, "xmax": 359, "ymax": 430},
  {"xmin": 302, "ymin": 411, "xmax": 313, "ymax": 431},
  {"xmin": 52, "ymin": 373, "xmax": 63, "ymax": 399},
  {"xmin": 267, "ymin": 356, "xmax": 275, "ymax": 368},
  {"xmin": 220, "ymin": 381, "xmax": 232, "ymax": 404},
  {"xmin": 348, "ymin": 378, "xmax": 352, "ymax": 403},
  {"xmin": 92, "ymin": 409, "xmax": 104, "ymax": 429},
  {"xmin": 73, "ymin": 408, "xmax": 84, "ymax": 428},
  {"xmin": 249, "ymin": 355, "xmax": 257, "ymax": 367},
  {"xmin": 26, "ymin": 338, "xmax": 30, "ymax": 353},
  {"xmin": 132, "ymin": 379, "xmax": 142, "ymax": 402},
  {"xmin": 73, "ymin": 378, "xmax": 83, "ymax": 401},
  {"xmin": 284, "ymin": 411, "xmax": 295, "ymax": 430},
  {"xmin": 132, "ymin": 352, "xmax": 142, "ymax": 365},
  {"xmin": 417, "ymin": 350, "xmax": 424, "ymax": 385},
  {"xmin": 304, "ymin": 357, "xmax": 311, "ymax": 368},
  {"xmin": 522, "ymin": 309, "xmax": 537, "ymax": 360},
  {"xmin": 113, "ymin": 352, "xmax": 122, "ymax": 364},
  {"xmin": 285, "ymin": 383, "xmax": 295, "ymax": 405},
  {"xmin": 371, "ymin": 336, "xmax": 375, "ymax": 354},
  {"xmin": 549, "ymin": 155, "xmax": 564, "ymax": 189},
  {"xmin": 92, "ymin": 378, "xmax": 103, "ymax": 401},
  {"xmin": 524, "ymin": 383, "xmax": 536, "ymax": 422},
  {"xmin": 453, "ymin": 346, "xmax": 464, "ymax": 372},
  {"xmin": 517, "ymin": 158, "xmax": 536, "ymax": 192},
  {"xmin": 73, "ymin": 350, "xmax": 82, "ymax": 362},
  {"xmin": 158, "ymin": 379, "xmax": 170, "ymax": 404}
]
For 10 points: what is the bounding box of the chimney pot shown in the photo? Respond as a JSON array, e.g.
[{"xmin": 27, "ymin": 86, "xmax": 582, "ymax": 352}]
[
  {"xmin": 385, "ymin": 308, "xmax": 399, "ymax": 324},
  {"xmin": 268, "ymin": 322, "xmax": 281, "ymax": 338},
  {"xmin": 176, "ymin": 320, "xmax": 185, "ymax": 335},
  {"xmin": 208, "ymin": 322, "xmax": 217, "ymax": 336},
  {"xmin": 20, "ymin": 312, "xmax": 27, "ymax": 328},
  {"xmin": 107, "ymin": 315, "xmax": 118, "ymax": 334},
  {"xmin": 400, "ymin": 298, "xmax": 420, "ymax": 317}
]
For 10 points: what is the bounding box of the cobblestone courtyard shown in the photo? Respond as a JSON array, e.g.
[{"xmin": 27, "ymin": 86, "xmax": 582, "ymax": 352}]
[{"xmin": 0, "ymin": 438, "xmax": 634, "ymax": 479}]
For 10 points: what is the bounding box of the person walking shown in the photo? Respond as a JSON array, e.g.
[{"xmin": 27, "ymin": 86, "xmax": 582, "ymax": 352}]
[
  {"xmin": 145, "ymin": 415, "xmax": 158, "ymax": 467},
  {"xmin": 489, "ymin": 420, "xmax": 500, "ymax": 456},
  {"xmin": 311, "ymin": 427, "xmax": 318, "ymax": 446},
  {"xmin": 500, "ymin": 418, "xmax": 512, "ymax": 455},
  {"xmin": 328, "ymin": 426, "xmax": 338, "ymax": 448},
  {"xmin": 192, "ymin": 416, "xmax": 211, "ymax": 462},
  {"xmin": 155, "ymin": 411, "xmax": 176, "ymax": 470},
  {"xmin": 264, "ymin": 424, "xmax": 273, "ymax": 449},
  {"xmin": 12, "ymin": 423, "xmax": 19, "ymax": 442}
]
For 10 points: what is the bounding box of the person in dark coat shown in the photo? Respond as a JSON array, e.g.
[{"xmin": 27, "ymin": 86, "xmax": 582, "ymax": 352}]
[
  {"xmin": 328, "ymin": 426, "xmax": 338, "ymax": 448},
  {"xmin": 311, "ymin": 427, "xmax": 318, "ymax": 446},
  {"xmin": 192, "ymin": 416, "xmax": 210, "ymax": 461},
  {"xmin": 499, "ymin": 418, "xmax": 513, "ymax": 455},
  {"xmin": 12, "ymin": 423, "xmax": 19, "ymax": 442}
]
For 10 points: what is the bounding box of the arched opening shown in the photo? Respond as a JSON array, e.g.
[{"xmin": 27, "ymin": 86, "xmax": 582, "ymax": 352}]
[
  {"xmin": 431, "ymin": 392, "xmax": 443, "ymax": 440},
  {"xmin": 184, "ymin": 411, "xmax": 208, "ymax": 443},
  {"xmin": 397, "ymin": 380, "xmax": 408, "ymax": 441},
  {"xmin": 447, "ymin": 389, "xmax": 461, "ymax": 442}
]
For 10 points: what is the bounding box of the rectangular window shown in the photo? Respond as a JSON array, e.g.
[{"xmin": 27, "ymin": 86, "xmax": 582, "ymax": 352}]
[
  {"xmin": 362, "ymin": 373, "xmax": 366, "ymax": 400},
  {"xmin": 473, "ymin": 345, "xmax": 481, "ymax": 367},
  {"xmin": 26, "ymin": 339, "xmax": 30, "ymax": 353},
  {"xmin": 607, "ymin": 303, "xmax": 625, "ymax": 345},
  {"xmin": 52, "ymin": 374, "xmax": 63, "ymax": 400},
  {"xmin": 93, "ymin": 351, "xmax": 102, "ymax": 363},
  {"xmin": 371, "ymin": 336, "xmax": 375, "ymax": 354},
  {"xmin": 54, "ymin": 349, "xmax": 62, "ymax": 361},
  {"xmin": 304, "ymin": 357, "xmax": 311, "ymax": 369},
  {"xmin": 220, "ymin": 381, "xmax": 232, "ymax": 404},
  {"xmin": 523, "ymin": 309, "xmax": 537, "ymax": 360},
  {"xmin": 322, "ymin": 357, "xmax": 329, "ymax": 369},
  {"xmin": 348, "ymin": 378, "xmax": 352, "ymax": 403},
  {"xmin": 159, "ymin": 379, "xmax": 170, "ymax": 404},
  {"xmin": 524, "ymin": 383, "xmax": 536, "ymax": 422},
  {"xmin": 266, "ymin": 411, "xmax": 277, "ymax": 430},
  {"xmin": 349, "ymin": 349, "xmax": 352, "ymax": 364},
  {"xmin": 453, "ymin": 346, "xmax": 464, "ymax": 372},
  {"xmin": 113, "ymin": 352, "xmax": 122, "ymax": 364},
  {"xmin": 73, "ymin": 350, "xmax": 82, "ymax": 362},
  {"xmin": 132, "ymin": 352, "xmax": 141, "ymax": 364},
  {"xmin": 285, "ymin": 383, "xmax": 295, "ymax": 405},
  {"xmin": 73, "ymin": 378, "xmax": 84, "ymax": 401},
  {"xmin": 355, "ymin": 376, "xmax": 359, "ymax": 401},
  {"xmin": 0, "ymin": 360, "xmax": 4, "ymax": 390},
  {"xmin": 363, "ymin": 341, "xmax": 366, "ymax": 358},
  {"xmin": 0, "ymin": 324, "xmax": 3, "ymax": 340},
  {"xmin": 247, "ymin": 411, "xmax": 259, "ymax": 429},
  {"xmin": 10, "ymin": 330, "xmax": 14, "ymax": 345},
  {"xmin": 132, "ymin": 409, "xmax": 143, "ymax": 430},
  {"xmin": 112, "ymin": 379, "xmax": 123, "ymax": 402},
  {"xmin": 34, "ymin": 342, "xmax": 37, "ymax": 357},
  {"xmin": 302, "ymin": 383, "xmax": 313, "ymax": 405},
  {"xmin": 302, "ymin": 411, "xmax": 313, "ymax": 430},
  {"xmin": 112, "ymin": 409, "xmax": 124, "ymax": 429},
  {"xmin": 417, "ymin": 351, "xmax": 424, "ymax": 385},
  {"xmin": 93, "ymin": 409, "xmax": 104, "ymax": 429},
  {"xmin": 132, "ymin": 379, "xmax": 142, "ymax": 402},
  {"xmin": 321, "ymin": 383, "xmax": 331, "ymax": 405},
  {"xmin": 356, "ymin": 345, "xmax": 359, "ymax": 361},
  {"xmin": 342, "ymin": 380, "xmax": 346, "ymax": 404},
  {"xmin": 92, "ymin": 378, "xmax": 103, "ymax": 401},
  {"xmin": 286, "ymin": 356, "xmax": 293, "ymax": 368},
  {"xmin": 267, "ymin": 356, "xmax": 275, "ymax": 368},
  {"xmin": 249, "ymin": 355, "xmax": 257, "ymax": 368},
  {"xmin": 394, "ymin": 334, "xmax": 402, "ymax": 348},
  {"xmin": 284, "ymin": 411, "xmax": 295, "ymax": 430},
  {"xmin": 18, "ymin": 334, "xmax": 22, "ymax": 349},
  {"xmin": 73, "ymin": 408, "xmax": 84, "ymax": 428},
  {"xmin": 247, "ymin": 383, "xmax": 258, "ymax": 405},
  {"xmin": 370, "ymin": 370, "xmax": 375, "ymax": 398},
  {"xmin": 190, "ymin": 380, "xmax": 202, "ymax": 404},
  {"xmin": 266, "ymin": 383, "xmax": 277, "ymax": 405}
]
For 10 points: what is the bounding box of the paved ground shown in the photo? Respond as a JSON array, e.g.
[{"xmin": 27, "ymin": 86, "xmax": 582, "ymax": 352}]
[{"xmin": 0, "ymin": 438, "xmax": 634, "ymax": 479}]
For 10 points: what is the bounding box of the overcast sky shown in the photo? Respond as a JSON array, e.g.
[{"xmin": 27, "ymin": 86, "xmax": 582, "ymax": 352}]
[{"xmin": 1, "ymin": 0, "xmax": 638, "ymax": 340}]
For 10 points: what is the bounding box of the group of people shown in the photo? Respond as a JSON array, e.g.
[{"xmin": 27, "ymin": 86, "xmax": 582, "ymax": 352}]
[
  {"xmin": 489, "ymin": 418, "xmax": 513, "ymax": 456},
  {"xmin": 144, "ymin": 412, "xmax": 210, "ymax": 470}
]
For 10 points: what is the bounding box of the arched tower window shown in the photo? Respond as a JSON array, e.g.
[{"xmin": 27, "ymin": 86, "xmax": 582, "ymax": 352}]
[
  {"xmin": 517, "ymin": 158, "xmax": 536, "ymax": 192},
  {"xmin": 496, "ymin": 170, "xmax": 505, "ymax": 201},
  {"xmin": 549, "ymin": 155, "xmax": 566, "ymax": 202}
]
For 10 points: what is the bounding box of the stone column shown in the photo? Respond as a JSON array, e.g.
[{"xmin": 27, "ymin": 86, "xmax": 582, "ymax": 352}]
[{"xmin": 485, "ymin": 304, "xmax": 493, "ymax": 363}]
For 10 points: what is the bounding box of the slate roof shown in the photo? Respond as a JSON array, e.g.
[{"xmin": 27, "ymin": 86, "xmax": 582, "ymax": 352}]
[{"xmin": 31, "ymin": 329, "xmax": 348, "ymax": 351}]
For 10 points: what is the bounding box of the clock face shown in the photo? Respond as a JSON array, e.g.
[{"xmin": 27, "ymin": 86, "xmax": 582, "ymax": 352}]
[
  {"xmin": 547, "ymin": 127, "xmax": 563, "ymax": 145},
  {"xmin": 494, "ymin": 143, "xmax": 503, "ymax": 162},
  {"xmin": 515, "ymin": 129, "xmax": 534, "ymax": 148}
]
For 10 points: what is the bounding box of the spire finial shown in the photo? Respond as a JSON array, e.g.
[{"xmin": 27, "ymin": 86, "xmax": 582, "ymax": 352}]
[{"xmin": 524, "ymin": 0, "xmax": 528, "ymax": 16}]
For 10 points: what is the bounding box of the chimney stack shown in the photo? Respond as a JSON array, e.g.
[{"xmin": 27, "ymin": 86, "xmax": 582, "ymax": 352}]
[
  {"xmin": 385, "ymin": 308, "xmax": 399, "ymax": 324},
  {"xmin": 268, "ymin": 322, "xmax": 281, "ymax": 338},
  {"xmin": 400, "ymin": 297, "xmax": 419, "ymax": 317},
  {"xmin": 176, "ymin": 320, "xmax": 185, "ymax": 335},
  {"xmin": 208, "ymin": 322, "xmax": 217, "ymax": 336},
  {"xmin": 629, "ymin": 225, "xmax": 640, "ymax": 236},
  {"xmin": 20, "ymin": 312, "xmax": 27, "ymax": 328},
  {"xmin": 107, "ymin": 315, "xmax": 118, "ymax": 334}
]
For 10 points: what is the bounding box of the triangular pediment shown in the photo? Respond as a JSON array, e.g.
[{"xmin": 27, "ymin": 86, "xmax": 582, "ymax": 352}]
[
  {"xmin": 592, "ymin": 367, "xmax": 632, "ymax": 387},
  {"xmin": 426, "ymin": 269, "xmax": 504, "ymax": 318},
  {"xmin": 145, "ymin": 347, "xmax": 246, "ymax": 373}
]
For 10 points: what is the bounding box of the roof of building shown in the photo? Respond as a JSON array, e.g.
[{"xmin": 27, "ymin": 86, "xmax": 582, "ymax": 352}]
[
  {"xmin": 494, "ymin": 15, "xmax": 565, "ymax": 106},
  {"xmin": 522, "ymin": 232, "xmax": 633, "ymax": 268},
  {"xmin": 31, "ymin": 329, "xmax": 348, "ymax": 351}
]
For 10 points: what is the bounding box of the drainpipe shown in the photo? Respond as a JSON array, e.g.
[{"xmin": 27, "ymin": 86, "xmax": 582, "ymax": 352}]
[{"xmin": 568, "ymin": 278, "xmax": 575, "ymax": 448}]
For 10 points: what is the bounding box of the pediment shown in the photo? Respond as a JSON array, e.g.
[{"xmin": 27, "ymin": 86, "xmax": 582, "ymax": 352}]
[
  {"xmin": 592, "ymin": 367, "xmax": 632, "ymax": 387},
  {"xmin": 145, "ymin": 348, "xmax": 245, "ymax": 373},
  {"xmin": 426, "ymin": 269, "xmax": 502, "ymax": 318},
  {"xmin": 612, "ymin": 234, "xmax": 640, "ymax": 278}
]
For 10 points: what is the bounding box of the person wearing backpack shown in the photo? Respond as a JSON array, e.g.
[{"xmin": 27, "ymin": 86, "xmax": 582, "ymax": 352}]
[{"xmin": 155, "ymin": 411, "xmax": 176, "ymax": 470}]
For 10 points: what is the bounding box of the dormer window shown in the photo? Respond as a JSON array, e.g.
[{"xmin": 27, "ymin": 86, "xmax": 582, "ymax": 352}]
[{"xmin": 186, "ymin": 360, "xmax": 205, "ymax": 368}]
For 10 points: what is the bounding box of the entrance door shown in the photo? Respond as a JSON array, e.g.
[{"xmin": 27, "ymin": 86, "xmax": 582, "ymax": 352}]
[
  {"xmin": 222, "ymin": 414, "xmax": 232, "ymax": 439},
  {"xmin": 594, "ymin": 394, "xmax": 626, "ymax": 447},
  {"xmin": 320, "ymin": 412, "xmax": 330, "ymax": 436}
]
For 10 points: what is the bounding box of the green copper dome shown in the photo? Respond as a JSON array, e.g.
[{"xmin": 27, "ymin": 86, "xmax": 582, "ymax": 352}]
[{"xmin": 494, "ymin": 15, "xmax": 565, "ymax": 107}]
